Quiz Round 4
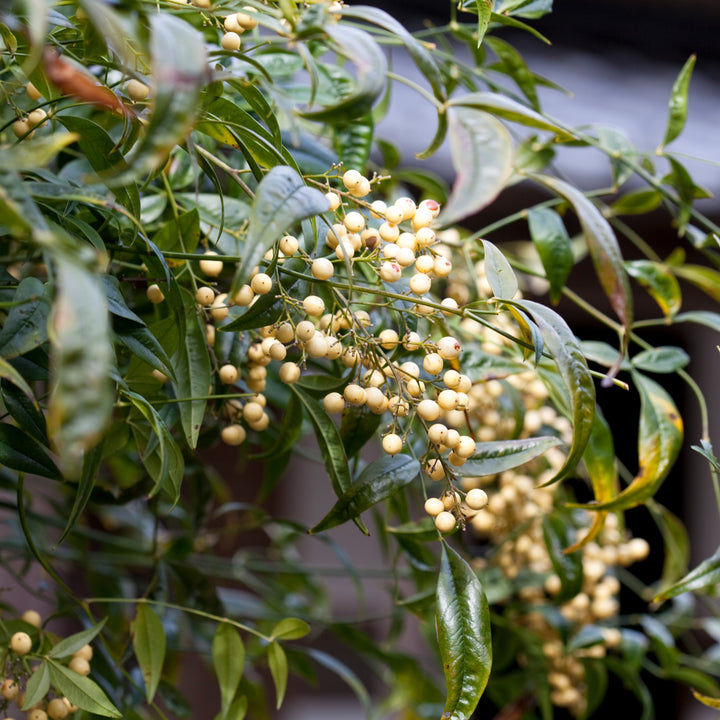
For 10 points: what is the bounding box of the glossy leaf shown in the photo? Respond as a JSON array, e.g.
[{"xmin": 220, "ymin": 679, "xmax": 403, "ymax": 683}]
[
  {"xmin": 455, "ymin": 436, "xmax": 561, "ymax": 477},
  {"xmin": 0, "ymin": 375, "xmax": 46, "ymax": 443},
  {"xmin": 661, "ymin": 54, "xmax": 696, "ymax": 148},
  {"xmin": 0, "ymin": 277, "xmax": 50, "ymax": 359},
  {"xmin": 132, "ymin": 603, "xmax": 166, "ymax": 704},
  {"xmin": 267, "ymin": 641, "xmax": 288, "ymax": 710},
  {"xmin": 47, "ymin": 659, "xmax": 121, "ymax": 718},
  {"xmin": 542, "ymin": 512, "xmax": 583, "ymax": 602},
  {"xmin": 655, "ymin": 545, "xmax": 720, "ymax": 603},
  {"xmin": 485, "ymin": 36, "xmax": 539, "ymax": 110},
  {"xmin": 151, "ymin": 209, "xmax": 201, "ymax": 257},
  {"xmin": 231, "ymin": 167, "xmax": 329, "ymax": 292},
  {"xmin": 270, "ymin": 618, "xmax": 311, "ymax": 641},
  {"xmin": 625, "ymin": 259, "xmax": 682, "ymax": 318},
  {"xmin": 171, "ymin": 291, "xmax": 212, "ymax": 449},
  {"xmin": 47, "ymin": 620, "xmax": 106, "ymax": 659},
  {"xmin": 332, "ymin": 114, "xmax": 374, "ymax": 172},
  {"xmin": 310, "ymin": 454, "xmax": 419, "ymax": 534},
  {"xmin": 435, "ymin": 107, "xmax": 513, "ymax": 228},
  {"xmin": 340, "ymin": 406, "xmax": 382, "ymax": 460},
  {"xmin": 673, "ymin": 263, "xmax": 720, "ymax": 303},
  {"xmin": 481, "ymin": 239, "xmax": 518, "ymax": 299},
  {"xmin": 672, "ymin": 310, "xmax": 720, "ymax": 333},
  {"xmin": 692, "ymin": 690, "xmax": 720, "ymax": 710},
  {"xmin": 300, "ymin": 25, "xmax": 387, "ymax": 123},
  {"xmin": 0, "ymin": 130, "xmax": 77, "ymax": 170},
  {"xmin": 22, "ymin": 661, "xmax": 50, "ymax": 710},
  {"xmin": 476, "ymin": 0, "xmax": 492, "ymax": 45},
  {"xmin": 610, "ymin": 189, "xmax": 663, "ymax": 217},
  {"xmin": 651, "ymin": 503, "xmax": 690, "ymax": 597},
  {"xmin": 436, "ymin": 543, "xmax": 492, "ymax": 720},
  {"xmin": 0, "ymin": 422, "xmax": 60, "ymax": 480},
  {"xmin": 577, "ymin": 372, "xmax": 683, "ymax": 511},
  {"xmin": 116, "ymin": 324, "xmax": 176, "ymax": 380},
  {"xmin": 510, "ymin": 300, "xmax": 596, "ymax": 483},
  {"xmin": 632, "ymin": 346, "xmax": 690, "ymax": 374},
  {"xmin": 531, "ymin": 174, "xmax": 633, "ymax": 343},
  {"xmin": 596, "ymin": 125, "xmax": 636, "ymax": 190},
  {"xmin": 213, "ymin": 622, "xmax": 245, "ymax": 720},
  {"xmin": 527, "ymin": 207, "xmax": 573, "ymax": 303},
  {"xmin": 302, "ymin": 648, "xmax": 372, "ymax": 716}
]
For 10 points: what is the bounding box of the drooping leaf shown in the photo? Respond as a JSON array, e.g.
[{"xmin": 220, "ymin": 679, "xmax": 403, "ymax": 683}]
[
  {"xmin": 47, "ymin": 619, "xmax": 107, "ymax": 659},
  {"xmin": 267, "ymin": 641, "xmax": 288, "ymax": 710},
  {"xmin": 527, "ymin": 206, "xmax": 573, "ymax": 303},
  {"xmin": 340, "ymin": 406, "xmax": 382, "ymax": 460},
  {"xmin": 213, "ymin": 622, "xmax": 245, "ymax": 720},
  {"xmin": 672, "ymin": 310, "xmax": 720, "ymax": 333},
  {"xmin": 0, "ymin": 421, "xmax": 60, "ymax": 480},
  {"xmin": 231, "ymin": 167, "xmax": 329, "ymax": 293},
  {"xmin": 435, "ymin": 107, "xmax": 513, "ymax": 228},
  {"xmin": 481, "ymin": 239, "xmax": 518, "ymax": 299},
  {"xmin": 692, "ymin": 690, "xmax": 720, "ymax": 710},
  {"xmin": 0, "ymin": 277, "xmax": 50, "ymax": 359},
  {"xmin": 454, "ymin": 436, "xmax": 562, "ymax": 477},
  {"xmin": 0, "ymin": 131, "xmax": 78, "ymax": 171},
  {"xmin": 651, "ymin": 503, "xmax": 690, "ymax": 597},
  {"xmin": 309, "ymin": 454, "xmax": 419, "ymax": 534},
  {"xmin": 132, "ymin": 603, "xmax": 166, "ymax": 704},
  {"xmin": 625, "ymin": 259, "xmax": 682, "ymax": 318},
  {"xmin": 485, "ymin": 36, "xmax": 540, "ymax": 110},
  {"xmin": 270, "ymin": 618, "xmax": 311, "ymax": 641},
  {"xmin": 0, "ymin": 376, "xmax": 46, "ymax": 443},
  {"xmin": 542, "ymin": 512, "xmax": 583, "ymax": 602},
  {"xmin": 631, "ymin": 346, "xmax": 690, "ymax": 374},
  {"xmin": 661, "ymin": 54, "xmax": 696, "ymax": 149},
  {"xmin": 673, "ymin": 263, "xmax": 720, "ymax": 303},
  {"xmin": 654, "ymin": 545, "xmax": 720, "ymax": 603},
  {"xmin": 596, "ymin": 125, "xmax": 636, "ymax": 190},
  {"xmin": 510, "ymin": 300, "xmax": 596, "ymax": 483},
  {"xmin": 47, "ymin": 659, "xmax": 121, "ymax": 718},
  {"xmin": 22, "ymin": 661, "xmax": 50, "ymax": 710},
  {"xmin": 436, "ymin": 543, "xmax": 492, "ymax": 720},
  {"xmin": 116, "ymin": 323, "xmax": 176, "ymax": 380}
]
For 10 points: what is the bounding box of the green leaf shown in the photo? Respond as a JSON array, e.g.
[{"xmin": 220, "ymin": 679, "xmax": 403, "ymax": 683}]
[
  {"xmin": 449, "ymin": 92, "xmax": 572, "ymax": 139},
  {"xmin": 48, "ymin": 620, "xmax": 106, "ymax": 659},
  {"xmin": 527, "ymin": 207, "xmax": 573, "ymax": 304},
  {"xmin": 22, "ymin": 661, "xmax": 50, "ymax": 711},
  {"xmin": 0, "ymin": 131, "xmax": 78, "ymax": 170},
  {"xmin": 632, "ymin": 346, "xmax": 690, "ymax": 373},
  {"xmin": 436, "ymin": 543, "xmax": 492, "ymax": 720},
  {"xmin": 151, "ymin": 209, "xmax": 201, "ymax": 257},
  {"xmin": 651, "ymin": 503, "xmax": 690, "ymax": 598},
  {"xmin": 485, "ymin": 36, "xmax": 539, "ymax": 110},
  {"xmin": 481, "ymin": 239, "xmax": 518, "ymax": 299},
  {"xmin": 542, "ymin": 512, "xmax": 583, "ymax": 602},
  {"xmin": 132, "ymin": 603, "xmax": 166, "ymax": 704},
  {"xmin": 454, "ymin": 436, "xmax": 562, "ymax": 477},
  {"xmin": 340, "ymin": 406, "xmax": 382, "ymax": 460},
  {"xmin": 299, "ymin": 25, "xmax": 387, "ymax": 123},
  {"xmin": 213, "ymin": 622, "xmax": 245, "ymax": 720},
  {"xmin": 47, "ymin": 257, "xmax": 114, "ymax": 475},
  {"xmin": 655, "ymin": 545, "xmax": 720, "ymax": 603},
  {"xmin": 661, "ymin": 54, "xmax": 696, "ymax": 148},
  {"xmin": 267, "ymin": 641, "xmax": 288, "ymax": 710},
  {"xmin": 221, "ymin": 696, "xmax": 248, "ymax": 720},
  {"xmin": 270, "ymin": 618, "xmax": 311, "ymax": 641},
  {"xmin": 47, "ymin": 659, "xmax": 121, "ymax": 718},
  {"xmin": 0, "ymin": 423, "xmax": 60, "ymax": 479},
  {"xmin": 576, "ymin": 372, "xmax": 683, "ymax": 511},
  {"xmin": 673, "ymin": 263, "xmax": 720, "ymax": 303},
  {"xmin": 625, "ymin": 259, "xmax": 682, "ymax": 318},
  {"xmin": 476, "ymin": 0, "xmax": 492, "ymax": 45},
  {"xmin": 596, "ymin": 125, "xmax": 636, "ymax": 190},
  {"xmin": 231, "ymin": 167, "xmax": 329, "ymax": 293},
  {"xmin": 0, "ymin": 277, "xmax": 50, "ymax": 359},
  {"xmin": 0, "ymin": 375, "xmax": 46, "ymax": 443},
  {"xmin": 332, "ymin": 114, "xmax": 374, "ymax": 173},
  {"xmin": 436, "ymin": 107, "xmax": 513, "ymax": 228},
  {"xmin": 171, "ymin": 291, "xmax": 212, "ymax": 449},
  {"xmin": 530, "ymin": 174, "xmax": 633, "ymax": 345},
  {"xmin": 309, "ymin": 454, "xmax": 419, "ymax": 534},
  {"xmin": 610, "ymin": 189, "xmax": 663, "ymax": 217},
  {"xmin": 116, "ymin": 324, "xmax": 176, "ymax": 380},
  {"xmin": 672, "ymin": 310, "xmax": 720, "ymax": 333},
  {"xmin": 509, "ymin": 300, "xmax": 596, "ymax": 483}
]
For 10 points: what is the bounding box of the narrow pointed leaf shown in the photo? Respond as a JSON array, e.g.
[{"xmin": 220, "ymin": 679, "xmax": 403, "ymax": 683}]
[
  {"xmin": 309, "ymin": 454, "xmax": 419, "ymax": 534},
  {"xmin": 0, "ymin": 375, "xmax": 46, "ymax": 443},
  {"xmin": 267, "ymin": 641, "xmax": 288, "ymax": 710},
  {"xmin": 302, "ymin": 648, "xmax": 372, "ymax": 715},
  {"xmin": 132, "ymin": 603, "xmax": 166, "ymax": 704},
  {"xmin": 231, "ymin": 167, "xmax": 329, "ymax": 293},
  {"xmin": 596, "ymin": 125, "xmax": 636, "ymax": 190},
  {"xmin": 436, "ymin": 107, "xmax": 513, "ymax": 228},
  {"xmin": 0, "ymin": 277, "xmax": 50, "ymax": 359},
  {"xmin": 116, "ymin": 324, "xmax": 176, "ymax": 380},
  {"xmin": 270, "ymin": 618, "xmax": 311, "ymax": 641},
  {"xmin": 476, "ymin": 0, "xmax": 492, "ymax": 45},
  {"xmin": 510, "ymin": 300, "xmax": 596, "ymax": 483},
  {"xmin": 0, "ymin": 423, "xmax": 60, "ymax": 479},
  {"xmin": 625, "ymin": 260, "xmax": 682, "ymax": 318},
  {"xmin": 47, "ymin": 660, "xmax": 121, "ymax": 717},
  {"xmin": 654, "ymin": 546, "xmax": 720, "ymax": 603},
  {"xmin": 481, "ymin": 239, "xmax": 518, "ymax": 299},
  {"xmin": 22, "ymin": 661, "xmax": 51, "ymax": 711},
  {"xmin": 661, "ymin": 54, "xmax": 696, "ymax": 148},
  {"xmin": 652, "ymin": 503, "xmax": 690, "ymax": 595},
  {"xmin": 454, "ymin": 436, "xmax": 561, "ymax": 477},
  {"xmin": 692, "ymin": 690, "xmax": 720, "ymax": 709},
  {"xmin": 47, "ymin": 620, "xmax": 107, "ymax": 659},
  {"xmin": 672, "ymin": 310, "xmax": 720, "ymax": 333},
  {"xmin": 542, "ymin": 512, "xmax": 583, "ymax": 601},
  {"xmin": 632, "ymin": 346, "xmax": 689, "ymax": 374},
  {"xmin": 527, "ymin": 207, "xmax": 573, "ymax": 303},
  {"xmin": 213, "ymin": 622, "xmax": 245, "ymax": 720},
  {"xmin": 436, "ymin": 543, "xmax": 492, "ymax": 720}
]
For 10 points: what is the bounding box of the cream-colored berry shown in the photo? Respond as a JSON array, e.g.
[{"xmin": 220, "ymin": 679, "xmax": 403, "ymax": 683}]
[
  {"xmin": 379, "ymin": 261, "xmax": 402, "ymax": 283},
  {"xmin": 21, "ymin": 609, "xmax": 42, "ymax": 627},
  {"xmin": 388, "ymin": 395, "xmax": 409, "ymax": 416},
  {"xmin": 269, "ymin": 341, "xmax": 287, "ymax": 361},
  {"xmin": 415, "ymin": 227, "xmax": 436, "ymax": 247},
  {"xmin": 434, "ymin": 511, "xmax": 456, "ymax": 533},
  {"xmin": 384, "ymin": 205, "xmax": 404, "ymax": 225},
  {"xmin": 425, "ymin": 458, "xmax": 445, "ymax": 481},
  {"xmin": 434, "ymin": 256, "xmax": 453, "ymax": 277},
  {"xmin": 365, "ymin": 387, "xmax": 388, "ymax": 414},
  {"xmin": 303, "ymin": 295, "xmax": 325, "ymax": 317},
  {"xmin": 275, "ymin": 322, "xmax": 294, "ymax": 344},
  {"xmin": 251, "ymin": 273, "xmax": 272, "ymax": 295},
  {"xmin": 437, "ymin": 336, "xmax": 462, "ymax": 360},
  {"xmin": 325, "ymin": 192, "xmax": 341, "ymax": 211},
  {"xmin": 47, "ymin": 698, "xmax": 69, "ymax": 720},
  {"xmin": 146, "ymin": 284, "xmax": 164, "ymax": 304},
  {"xmin": 195, "ymin": 286, "xmax": 215, "ymax": 306},
  {"xmin": 448, "ymin": 451, "xmax": 467, "ymax": 467},
  {"xmin": 218, "ymin": 364, "xmax": 238, "ymax": 384},
  {"xmin": 224, "ymin": 13, "xmax": 243, "ymax": 32},
  {"xmin": 415, "ymin": 255, "xmax": 435, "ymax": 273},
  {"xmin": 1, "ymin": 678, "xmax": 18, "ymax": 700},
  {"xmin": 221, "ymin": 31, "xmax": 242, "ymax": 51},
  {"xmin": 395, "ymin": 247, "xmax": 416, "ymax": 267},
  {"xmin": 455, "ymin": 436, "xmax": 476, "ymax": 458},
  {"xmin": 312, "ymin": 257, "xmax": 334, "ymax": 280},
  {"xmin": 325, "ymin": 335, "xmax": 343, "ymax": 359},
  {"xmin": 10, "ymin": 632, "xmax": 32, "ymax": 655},
  {"xmin": 279, "ymin": 235, "xmax": 299, "ymax": 255},
  {"xmin": 423, "ymin": 352, "xmax": 443, "ymax": 375},
  {"xmin": 221, "ymin": 424, "xmax": 246, "ymax": 446},
  {"xmin": 69, "ymin": 656, "xmax": 90, "ymax": 675},
  {"xmin": 378, "ymin": 328, "xmax": 399, "ymax": 349},
  {"xmin": 343, "ymin": 211, "xmax": 365, "ymax": 233},
  {"xmin": 406, "ymin": 378, "xmax": 425, "ymax": 397},
  {"xmin": 424, "ymin": 497, "xmax": 445, "ymax": 517},
  {"xmin": 344, "ymin": 384, "xmax": 367, "ymax": 406},
  {"xmin": 279, "ymin": 362, "xmax": 301, "ymax": 384},
  {"xmin": 382, "ymin": 243, "xmax": 399, "ymax": 259},
  {"xmin": 12, "ymin": 118, "xmax": 34, "ymax": 140},
  {"xmin": 28, "ymin": 710, "xmax": 48, "ymax": 720},
  {"xmin": 199, "ymin": 251, "xmax": 224, "ymax": 277},
  {"xmin": 465, "ymin": 488, "xmax": 488, "ymax": 510},
  {"xmin": 378, "ymin": 222, "xmax": 400, "ymax": 242},
  {"xmin": 342, "ymin": 169, "xmax": 363, "ymax": 190},
  {"xmin": 403, "ymin": 332, "xmax": 422, "ymax": 351},
  {"xmin": 396, "ymin": 232, "xmax": 417, "ymax": 251},
  {"xmin": 243, "ymin": 402, "xmax": 264, "ymax": 424},
  {"xmin": 27, "ymin": 108, "xmax": 47, "ymax": 128},
  {"xmin": 348, "ymin": 177, "xmax": 371, "ymax": 197},
  {"xmin": 295, "ymin": 320, "xmax": 316, "ymax": 342},
  {"xmin": 305, "ymin": 332, "xmax": 328, "ymax": 358},
  {"xmin": 236, "ymin": 6, "xmax": 259, "ymax": 29},
  {"xmin": 210, "ymin": 294, "xmax": 229, "ymax": 321},
  {"xmin": 443, "ymin": 370, "xmax": 461, "ymax": 388},
  {"xmin": 427, "ymin": 423, "xmax": 448, "ymax": 446},
  {"xmin": 233, "ymin": 284, "xmax": 254, "ymax": 306},
  {"xmin": 411, "ymin": 206, "xmax": 434, "ymax": 230},
  {"xmin": 323, "ymin": 392, "xmax": 345, "ymax": 414},
  {"xmin": 445, "ymin": 429, "xmax": 461, "ymax": 448},
  {"xmin": 127, "ymin": 78, "xmax": 149, "ymax": 101},
  {"xmin": 437, "ymin": 389, "xmax": 458, "ymax": 411},
  {"xmin": 416, "ymin": 399, "xmax": 440, "ymax": 421},
  {"xmin": 26, "ymin": 81, "xmax": 42, "ymax": 100},
  {"xmin": 382, "ymin": 433, "xmax": 403, "ymax": 455},
  {"xmin": 74, "ymin": 643, "xmax": 93, "ymax": 661}
]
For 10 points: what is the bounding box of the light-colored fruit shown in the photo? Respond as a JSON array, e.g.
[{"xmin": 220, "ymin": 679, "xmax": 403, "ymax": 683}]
[
  {"xmin": 424, "ymin": 497, "xmax": 445, "ymax": 517},
  {"xmin": 12, "ymin": 118, "xmax": 34, "ymax": 140},
  {"xmin": 250, "ymin": 272, "xmax": 272, "ymax": 295},
  {"xmin": 343, "ymin": 211, "xmax": 365, "ymax": 233},
  {"xmin": 10, "ymin": 632, "xmax": 32, "ymax": 655},
  {"xmin": 434, "ymin": 511, "xmax": 456, "ymax": 533},
  {"xmin": 195, "ymin": 287, "xmax": 215, "ymax": 306},
  {"xmin": 342, "ymin": 169, "xmax": 363, "ymax": 190},
  {"xmin": 26, "ymin": 81, "xmax": 42, "ymax": 100},
  {"xmin": 218, "ymin": 364, "xmax": 238, "ymax": 384},
  {"xmin": 437, "ymin": 336, "xmax": 462, "ymax": 360},
  {"xmin": 416, "ymin": 399, "xmax": 440, "ymax": 422},
  {"xmin": 74, "ymin": 643, "xmax": 93, "ymax": 661},
  {"xmin": 382, "ymin": 433, "xmax": 402, "ymax": 455},
  {"xmin": 465, "ymin": 488, "xmax": 488, "ymax": 510},
  {"xmin": 323, "ymin": 392, "xmax": 344, "ymax": 414},
  {"xmin": 422, "ymin": 352, "xmax": 443, "ymax": 375},
  {"xmin": 236, "ymin": 7, "xmax": 259, "ymax": 29},
  {"xmin": 1, "ymin": 678, "xmax": 18, "ymax": 700},
  {"xmin": 303, "ymin": 295, "xmax": 325, "ymax": 317},
  {"xmin": 311, "ymin": 258, "xmax": 334, "ymax": 280},
  {"xmin": 127, "ymin": 78, "xmax": 149, "ymax": 101},
  {"xmin": 199, "ymin": 251, "xmax": 224, "ymax": 277},
  {"xmin": 47, "ymin": 698, "xmax": 70, "ymax": 720},
  {"xmin": 427, "ymin": 423, "xmax": 448, "ymax": 446},
  {"xmin": 68, "ymin": 656, "xmax": 90, "ymax": 676},
  {"xmin": 221, "ymin": 31, "xmax": 242, "ymax": 50},
  {"xmin": 28, "ymin": 710, "xmax": 48, "ymax": 720},
  {"xmin": 280, "ymin": 235, "xmax": 299, "ymax": 255},
  {"xmin": 27, "ymin": 108, "xmax": 47, "ymax": 128},
  {"xmin": 279, "ymin": 362, "xmax": 301, "ymax": 384},
  {"xmin": 295, "ymin": 320, "xmax": 315, "ymax": 342},
  {"xmin": 221, "ymin": 424, "xmax": 246, "ymax": 446},
  {"xmin": 21, "ymin": 609, "xmax": 41, "ymax": 627},
  {"xmin": 343, "ymin": 384, "xmax": 366, "ymax": 406}
]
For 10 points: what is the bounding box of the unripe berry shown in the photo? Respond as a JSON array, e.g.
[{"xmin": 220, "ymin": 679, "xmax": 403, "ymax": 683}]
[
  {"xmin": 424, "ymin": 497, "xmax": 445, "ymax": 517},
  {"xmin": 406, "ymin": 378, "xmax": 425, "ymax": 397},
  {"xmin": 396, "ymin": 232, "xmax": 417, "ymax": 251},
  {"xmin": 311, "ymin": 258, "xmax": 334, "ymax": 280},
  {"xmin": 221, "ymin": 31, "xmax": 242, "ymax": 51},
  {"xmin": 199, "ymin": 251, "xmax": 224, "ymax": 277},
  {"xmin": 195, "ymin": 286, "xmax": 214, "ymax": 306},
  {"xmin": 434, "ymin": 511, "xmax": 456, "ymax": 533},
  {"xmin": 251, "ymin": 272, "xmax": 272, "ymax": 295},
  {"xmin": 448, "ymin": 451, "xmax": 467, "ymax": 467},
  {"xmin": 221, "ymin": 424, "xmax": 246, "ymax": 446},
  {"xmin": 10, "ymin": 631, "xmax": 32, "ymax": 655},
  {"xmin": 382, "ymin": 433, "xmax": 402, "ymax": 455},
  {"xmin": 280, "ymin": 235, "xmax": 299, "ymax": 255},
  {"xmin": 465, "ymin": 488, "xmax": 488, "ymax": 510},
  {"xmin": 295, "ymin": 320, "xmax": 315, "ymax": 342},
  {"xmin": 69, "ymin": 656, "xmax": 90, "ymax": 675},
  {"xmin": 446, "ymin": 429, "xmax": 461, "ymax": 449},
  {"xmin": 279, "ymin": 362, "xmax": 301, "ymax": 384},
  {"xmin": 21, "ymin": 609, "xmax": 42, "ymax": 627},
  {"xmin": 127, "ymin": 78, "xmax": 149, "ymax": 101},
  {"xmin": 323, "ymin": 392, "xmax": 345, "ymax": 414},
  {"xmin": 382, "ymin": 243, "xmax": 399, "ymax": 259}
]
